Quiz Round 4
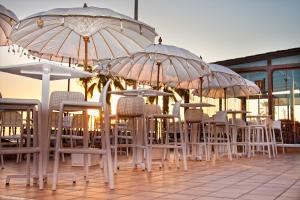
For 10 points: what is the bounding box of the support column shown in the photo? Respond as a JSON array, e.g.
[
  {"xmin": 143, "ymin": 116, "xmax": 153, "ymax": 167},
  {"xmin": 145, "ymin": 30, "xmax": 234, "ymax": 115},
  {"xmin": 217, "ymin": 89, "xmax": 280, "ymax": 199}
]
[
  {"xmin": 219, "ymin": 99, "xmax": 222, "ymax": 111},
  {"xmin": 267, "ymin": 59, "xmax": 274, "ymax": 119},
  {"xmin": 134, "ymin": 0, "xmax": 138, "ymax": 20},
  {"xmin": 241, "ymin": 97, "xmax": 246, "ymax": 120}
]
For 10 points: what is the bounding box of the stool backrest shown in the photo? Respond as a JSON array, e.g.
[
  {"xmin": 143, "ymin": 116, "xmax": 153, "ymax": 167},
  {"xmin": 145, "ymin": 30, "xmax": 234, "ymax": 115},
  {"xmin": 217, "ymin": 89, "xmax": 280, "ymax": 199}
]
[
  {"xmin": 0, "ymin": 111, "xmax": 23, "ymax": 127},
  {"xmin": 184, "ymin": 109, "xmax": 203, "ymax": 123},
  {"xmin": 172, "ymin": 101, "xmax": 181, "ymax": 119},
  {"xmin": 117, "ymin": 96, "xmax": 145, "ymax": 117},
  {"xmin": 49, "ymin": 91, "xmax": 84, "ymax": 108},
  {"xmin": 214, "ymin": 111, "xmax": 228, "ymax": 123},
  {"xmin": 144, "ymin": 104, "xmax": 162, "ymax": 117},
  {"xmin": 273, "ymin": 120, "xmax": 281, "ymax": 130},
  {"xmin": 100, "ymin": 80, "xmax": 111, "ymax": 111},
  {"xmin": 234, "ymin": 118, "xmax": 246, "ymax": 127}
]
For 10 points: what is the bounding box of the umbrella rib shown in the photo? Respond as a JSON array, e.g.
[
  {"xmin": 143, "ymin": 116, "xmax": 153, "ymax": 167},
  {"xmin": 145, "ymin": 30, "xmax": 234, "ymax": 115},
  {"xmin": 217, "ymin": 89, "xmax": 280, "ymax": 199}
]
[
  {"xmin": 0, "ymin": 14, "xmax": 16, "ymax": 24},
  {"xmin": 77, "ymin": 35, "xmax": 82, "ymax": 63},
  {"xmin": 149, "ymin": 57, "xmax": 156, "ymax": 85},
  {"xmin": 23, "ymin": 25, "xmax": 66, "ymax": 52},
  {"xmin": 189, "ymin": 60, "xmax": 207, "ymax": 77},
  {"xmin": 169, "ymin": 57, "xmax": 181, "ymax": 83},
  {"xmin": 54, "ymin": 29, "xmax": 72, "ymax": 57},
  {"xmin": 97, "ymin": 31, "xmax": 116, "ymax": 58},
  {"xmin": 14, "ymin": 23, "xmax": 61, "ymax": 45},
  {"xmin": 111, "ymin": 57, "xmax": 131, "ymax": 75},
  {"xmin": 104, "ymin": 28, "xmax": 130, "ymax": 55},
  {"xmin": 136, "ymin": 55, "xmax": 150, "ymax": 82},
  {"xmin": 36, "ymin": 27, "xmax": 67, "ymax": 55},
  {"xmin": 173, "ymin": 57, "xmax": 192, "ymax": 82},
  {"xmin": 90, "ymin": 36, "xmax": 100, "ymax": 60},
  {"xmin": 0, "ymin": 21, "xmax": 9, "ymax": 36},
  {"xmin": 108, "ymin": 27, "xmax": 145, "ymax": 49},
  {"xmin": 124, "ymin": 54, "xmax": 144, "ymax": 79}
]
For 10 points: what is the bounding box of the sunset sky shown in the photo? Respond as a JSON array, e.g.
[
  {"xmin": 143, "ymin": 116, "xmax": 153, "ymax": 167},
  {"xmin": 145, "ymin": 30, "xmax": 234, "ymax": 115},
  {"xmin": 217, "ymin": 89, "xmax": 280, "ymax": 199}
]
[{"xmin": 1, "ymin": 0, "xmax": 300, "ymax": 101}]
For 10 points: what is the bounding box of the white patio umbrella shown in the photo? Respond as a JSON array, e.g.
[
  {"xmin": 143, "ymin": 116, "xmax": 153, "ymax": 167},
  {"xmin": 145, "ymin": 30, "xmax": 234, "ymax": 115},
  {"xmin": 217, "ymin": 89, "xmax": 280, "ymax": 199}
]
[
  {"xmin": 10, "ymin": 4, "xmax": 157, "ymax": 65},
  {"xmin": 193, "ymin": 79, "xmax": 261, "ymax": 98},
  {"xmin": 10, "ymin": 3, "xmax": 157, "ymax": 91},
  {"xmin": 0, "ymin": 4, "xmax": 18, "ymax": 46},
  {"xmin": 168, "ymin": 63, "xmax": 246, "ymax": 103},
  {"xmin": 193, "ymin": 78, "xmax": 261, "ymax": 110},
  {"xmin": 98, "ymin": 37, "xmax": 210, "ymax": 87}
]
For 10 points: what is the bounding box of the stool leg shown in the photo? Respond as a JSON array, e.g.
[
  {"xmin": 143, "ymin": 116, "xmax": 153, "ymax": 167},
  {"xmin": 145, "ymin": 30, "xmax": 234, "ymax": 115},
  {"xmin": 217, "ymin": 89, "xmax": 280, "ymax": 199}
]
[
  {"xmin": 104, "ymin": 107, "xmax": 114, "ymax": 190},
  {"xmin": 26, "ymin": 109, "xmax": 31, "ymax": 186},
  {"xmin": 179, "ymin": 119, "xmax": 188, "ymax": 171},
  {"xmin": 83, "ymin": 110, "xmax": 89, "ymax": 182},
  {"xmin": 52, "ymin": 109, "xmax": 63, "ymax": 191},
  {"xmin": 114, "ymin": 123, "xmax": 118, "ymax": 173},
  {"xmin": 280, "ymin": 129, "xmax": 285, "ymax": 154}
]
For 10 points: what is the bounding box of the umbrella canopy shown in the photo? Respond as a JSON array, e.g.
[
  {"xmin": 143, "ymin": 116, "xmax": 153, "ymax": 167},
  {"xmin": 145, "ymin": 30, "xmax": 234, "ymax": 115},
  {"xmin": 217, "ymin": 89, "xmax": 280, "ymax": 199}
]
[
  {"xmin": 10, "ymin": 4, "xmax": 157, "ymax": 65},
  {"xmin": 193, "ymin": 79, "xmax": 261, "ymax": 98},
  {"xmin": 97, "ymin": 38, "xmax": 210, "ymax": 86},
  {"xmin": 0, "ymin": 4, "xmax": 18, "ymax": 46},
  {"xmin": 170, "ymin": 63, "xmax": 246, "ymax": 89}
]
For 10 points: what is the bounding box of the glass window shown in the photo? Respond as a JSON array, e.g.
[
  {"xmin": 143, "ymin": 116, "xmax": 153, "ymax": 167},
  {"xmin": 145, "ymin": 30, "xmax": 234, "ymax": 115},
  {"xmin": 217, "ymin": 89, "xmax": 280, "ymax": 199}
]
[{"xmin": 273, "ymin": 69, "xmax": 300, "ymax": 122}]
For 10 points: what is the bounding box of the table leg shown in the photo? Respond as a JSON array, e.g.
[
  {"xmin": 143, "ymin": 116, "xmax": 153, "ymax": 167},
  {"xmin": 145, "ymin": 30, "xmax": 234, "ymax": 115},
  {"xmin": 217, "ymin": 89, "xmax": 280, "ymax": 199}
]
[{"xmin": 41, "ymin": 71, "xmax": 50, "ymax": 177}]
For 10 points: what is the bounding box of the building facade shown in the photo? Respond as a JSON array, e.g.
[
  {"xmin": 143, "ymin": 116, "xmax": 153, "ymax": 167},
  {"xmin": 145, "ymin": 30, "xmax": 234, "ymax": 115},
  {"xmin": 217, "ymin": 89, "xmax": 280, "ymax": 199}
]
[{"xmin": 216, "ymin": 47, "xmax": 300, "ymax": 144}]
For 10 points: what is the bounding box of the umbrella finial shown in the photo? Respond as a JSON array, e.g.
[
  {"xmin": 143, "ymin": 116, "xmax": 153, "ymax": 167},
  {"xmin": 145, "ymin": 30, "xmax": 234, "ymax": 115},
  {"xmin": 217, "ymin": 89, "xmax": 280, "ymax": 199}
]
[
  {"xmin": 158, "ymin": 37, "xmax": 162, "ymax": 44},
  {"xmin": 83, "ymin": 3, "xmax": 88, "ymax": 8}
]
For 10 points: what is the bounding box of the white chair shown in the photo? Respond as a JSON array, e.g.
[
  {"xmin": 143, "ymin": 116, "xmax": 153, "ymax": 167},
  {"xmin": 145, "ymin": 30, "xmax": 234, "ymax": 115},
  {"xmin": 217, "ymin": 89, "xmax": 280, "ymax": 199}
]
[
  {"xmin": 145, "ymin": 101, "xmax": 188, "ymax": 172},
  {"xmin": 113, "ymin": 96, "xmax": 146, "ymax": 172},
  {"xmin": 247, "ymin": 116, "xmax": 275, "ymax": 158},
  {"xmin": 272, "ymin": 120, "xmax": 285, "ymax": 154},
  {"xmin": 184, "ymin": 108, "xmax": 208, "ymax": 161},
  {"xmin": 52, "ymin": 80, "xmax": 114, "ymax": 190},
  {"xmin": 1, "ymin": 111, "xmax": 24, "ymax": 167},
  {"xmin": 0, "ymin": 99, "xmax": 43, "ymax": 189},
  {"xmin": 230, "ymin": 118, "xmax": 250, "ymax": 157},
  {"xmin": 48, "ymin": 92, "xmax": 86, "ymax": 163},
  {"xmin": 207, "ymin": 111, "xmax": 232, "ymax": 161}
]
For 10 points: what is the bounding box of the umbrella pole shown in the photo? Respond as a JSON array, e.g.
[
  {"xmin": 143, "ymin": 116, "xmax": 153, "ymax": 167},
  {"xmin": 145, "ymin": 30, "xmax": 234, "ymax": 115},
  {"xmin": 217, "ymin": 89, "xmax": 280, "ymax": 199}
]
[
  {"xmin": 224, "ymin": 88, "xmax": 227, "ymax": 110},
  {"xmin": 156, "ymin": 62, "xmax": 161, "ymax": 104},
  {"xmin": 84, "ymin": 36, "xmax": 89, "ymax": 101},
  {"xmin": 199, "ymin": 77, "xmax": 203, "ymax": 103},
  {"xmin": 67, "ymin": 57, "xmax": 71, "ymax": 92},
  {"xmin": 258, "ymin": 94, "xmax": 260, "ymax": 114}
]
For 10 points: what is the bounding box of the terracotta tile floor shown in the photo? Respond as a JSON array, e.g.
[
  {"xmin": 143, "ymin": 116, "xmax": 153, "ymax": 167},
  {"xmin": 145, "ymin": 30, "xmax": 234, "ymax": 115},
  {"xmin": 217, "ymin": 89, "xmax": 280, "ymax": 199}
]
[{"xmin": 0, "ymin": 154, "xmax": 300, "ymax": 200}]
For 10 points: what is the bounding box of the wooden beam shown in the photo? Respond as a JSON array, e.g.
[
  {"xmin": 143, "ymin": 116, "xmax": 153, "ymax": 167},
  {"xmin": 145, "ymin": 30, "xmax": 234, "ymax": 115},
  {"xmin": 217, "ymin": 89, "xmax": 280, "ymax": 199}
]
[
  {"xmin": 215, "ymin": 47, "xmax": 300, "ymax": 66},
  {"xmin": 230, "ymin": 63, "xmax": 300, "ymax": 73}
]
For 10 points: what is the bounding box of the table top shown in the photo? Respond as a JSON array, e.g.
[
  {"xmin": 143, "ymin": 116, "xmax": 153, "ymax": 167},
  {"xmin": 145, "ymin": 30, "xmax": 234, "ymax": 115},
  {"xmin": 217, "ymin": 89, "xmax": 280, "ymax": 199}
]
[
  {"xmin": 246, "ymin": 115, "xmax": 270, "ymax": 118},
  {"xmin": 109, "ymin": 89, "xmax": 172, "ymax": 97},
  {"xmin": 180, "ymin": 102, "xmax": 215, "ymax": 108},
  {"xmin": 226, "ymin": 110, "xmax": 251, "ymax": 114},
  {"xmin": 0, "ymin": 98, "xmax": 40, "ymax": 106},
  {"xmin": 0, "ymin": 62, "xmax": 94, "ymax": 80}
]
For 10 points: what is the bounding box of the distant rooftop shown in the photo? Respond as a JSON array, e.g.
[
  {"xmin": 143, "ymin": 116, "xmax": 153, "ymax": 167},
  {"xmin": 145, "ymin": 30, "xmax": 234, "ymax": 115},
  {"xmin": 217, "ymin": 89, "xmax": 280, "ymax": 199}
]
[{"xmin": 215, "ymin": 47, "xmax": 300, "ymax": 66}]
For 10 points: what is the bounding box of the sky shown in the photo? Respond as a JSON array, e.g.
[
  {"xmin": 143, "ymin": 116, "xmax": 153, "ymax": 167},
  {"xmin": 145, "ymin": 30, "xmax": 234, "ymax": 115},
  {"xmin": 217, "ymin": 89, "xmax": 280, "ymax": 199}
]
[{"xmin": 0, "ymin": 0, "xmax": 300, "ymax": 100}]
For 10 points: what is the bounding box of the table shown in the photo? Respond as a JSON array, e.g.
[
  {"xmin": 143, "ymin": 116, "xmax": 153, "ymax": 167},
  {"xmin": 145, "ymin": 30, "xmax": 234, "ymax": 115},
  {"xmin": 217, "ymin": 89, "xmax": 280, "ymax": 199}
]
[
  {"xmin": 109, "ymin": 88, "xmax": 172, "ymax": 97},
  {"xmin": 247, "ymin": 115, "xmax": 270, "ymax": 118},
  {"xmin": 0, "ymin": 62, "xmax": 93, "ymax": 176},
  {"xmin": 226, "ymin": 110, "xmax": 251, "ymax": 156},
  {"xmin": 110, "ymin": 88, "xmax": 171, "ymax": 168},
  {"xmin": 180, "ymin": 103, "xmax": 215, "ymax": 160},
  {"xmin": 180, "ymin": 102, "xmax": 215, "ymax": 108},
  {"xmin": 0, "ymin": 98, "xmax": 43, "ymax": 188},
  {"xmin": 226, "ymin": 110, "xmax": 251, "ymax": 122}
]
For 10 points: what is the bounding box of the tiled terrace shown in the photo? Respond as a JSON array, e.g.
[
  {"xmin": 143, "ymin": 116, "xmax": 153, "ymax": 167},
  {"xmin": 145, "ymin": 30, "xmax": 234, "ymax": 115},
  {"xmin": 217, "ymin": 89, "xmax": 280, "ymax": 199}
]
[{"xmin": 0, "ymin": 154, "xmax": 300, "ymax": 200}]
